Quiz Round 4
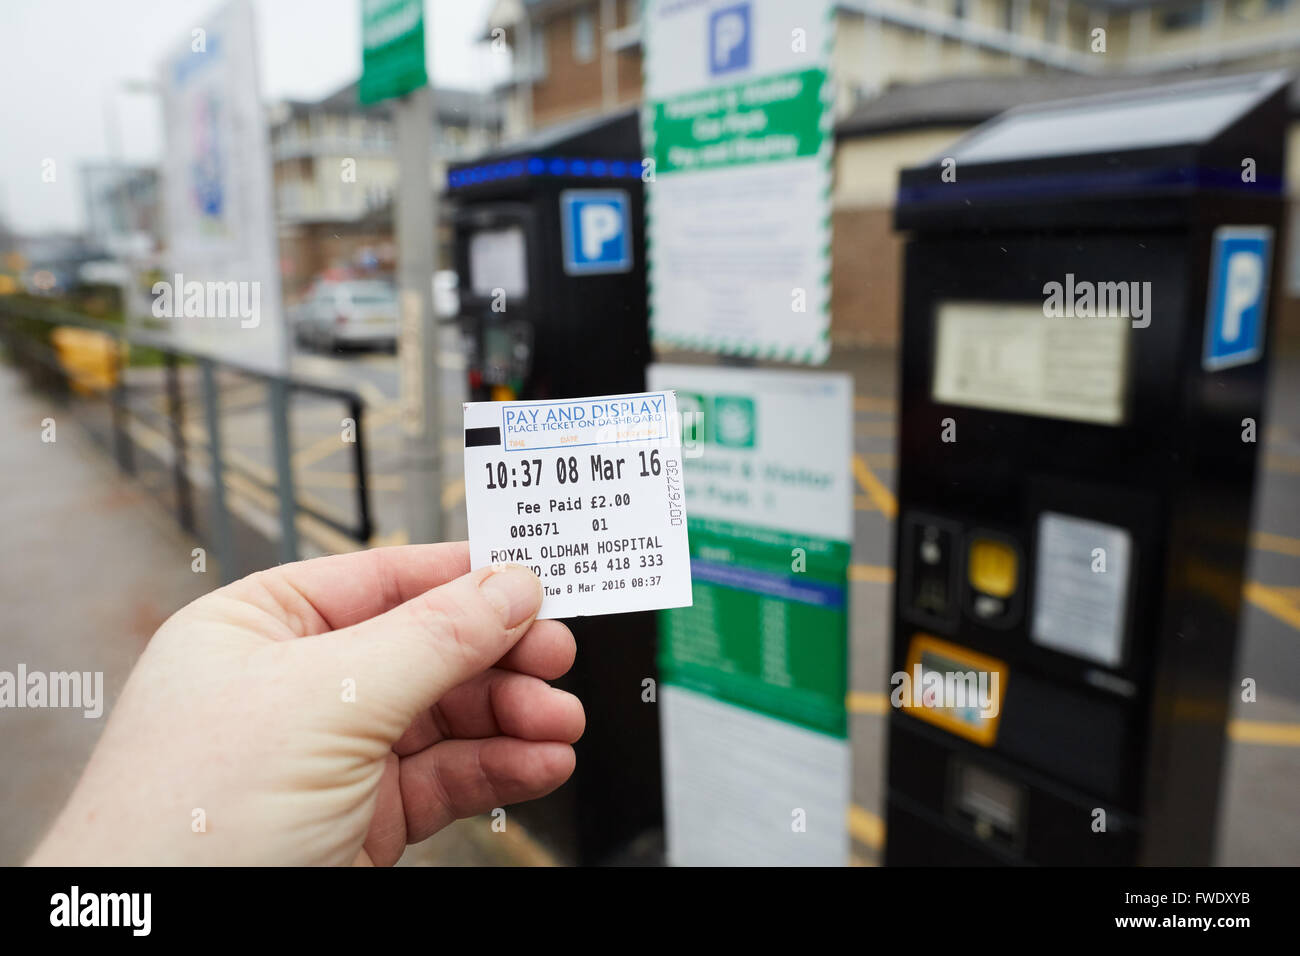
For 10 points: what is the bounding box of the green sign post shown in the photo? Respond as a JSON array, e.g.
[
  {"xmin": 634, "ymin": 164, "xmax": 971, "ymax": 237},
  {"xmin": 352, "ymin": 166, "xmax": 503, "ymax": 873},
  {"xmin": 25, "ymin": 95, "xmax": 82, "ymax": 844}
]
[
  {"xmin": 360, "ymin": 0, "xmax": 428, "ymax": 105},
  {"xmin": 359, "ymin": 0, "xmax": 444, "ymax": 541}
]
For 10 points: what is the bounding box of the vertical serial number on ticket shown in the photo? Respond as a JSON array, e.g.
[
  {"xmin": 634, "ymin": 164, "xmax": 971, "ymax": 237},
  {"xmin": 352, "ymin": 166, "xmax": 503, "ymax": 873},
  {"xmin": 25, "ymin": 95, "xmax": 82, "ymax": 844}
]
[{"xmin": 463, "ymin": 390, "xmax": 693, "ymax": 619}]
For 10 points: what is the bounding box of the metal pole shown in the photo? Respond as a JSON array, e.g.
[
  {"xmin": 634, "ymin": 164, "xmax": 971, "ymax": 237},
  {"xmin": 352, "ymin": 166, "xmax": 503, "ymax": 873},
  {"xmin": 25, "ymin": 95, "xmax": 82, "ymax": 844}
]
[
  {"xmin": 396, "ymin": 83, "xmax": 443, "ymax": 544},
  {"xmin": 268, "ymin": 377, "xmax": 299, "ymax": 563},
  {"xmin": 349, "ymin": 396, "xmax": 374, "ymax": 543},
  {"xmin": 109, "ymin": 334, "xmax": 134, "ymax": 475},
  {"xmin": 199, "ymin": 359, "xmax": 237, "ymax": 583},
  {"xmin": 164, "ymin": 350, "xmax": 195, "ymax": 532}
]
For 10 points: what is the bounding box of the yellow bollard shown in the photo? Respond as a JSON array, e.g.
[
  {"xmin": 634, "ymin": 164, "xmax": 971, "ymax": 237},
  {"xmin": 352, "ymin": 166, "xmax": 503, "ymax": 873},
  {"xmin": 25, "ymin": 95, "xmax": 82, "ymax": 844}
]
[{"xmin": 50, "ymin": 327, "xmax": 123, "ymax": 395}]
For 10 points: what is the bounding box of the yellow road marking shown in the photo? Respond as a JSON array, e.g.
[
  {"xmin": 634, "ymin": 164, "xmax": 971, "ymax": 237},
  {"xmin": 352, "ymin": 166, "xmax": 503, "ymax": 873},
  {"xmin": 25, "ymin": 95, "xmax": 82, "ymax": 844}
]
[
  {"xmin": 443, "ymin": 476, "xmax": 465, "ymax": 509},
  {"xmin": 853, "ymin": 454, "xmax": 897, "ymax": 518},
  {"xmin": 1252, "ymin": 530, "xmax": 1300, "ymax": 558},
  {"xmin": 854, "ymin": 395, "xmax": 896, "ymax": 414},
  {"xmin": 1228, "ymin": 720, "xmax": 1300, "ymax": 746},
  {"xmin": 855, "ymin": 494, "xmax": 876, "ymax": 511},
  {"xmin": 217, "ymin": 381, "xmax": 268, "ymax": 411},
  {"xmin": 847, "ymin": 691, "xmax": 889, "ymax": 714},
  {"xmin": 295, "ymin": 471, "xmax": 403, "ymax": 492},
  {"xmin": 1244, "ymin": 580, "xmax": 1300, "ymax": 631},
  {"xmin": 291, "ymin": 404, "xmax": 402, "ymax": 469},
  {"xmin": 848, "ymin": 804, "xmax": 885, "ymax": 850},
  {"xmin": 465, "ymin": 812, "xmax": 558, "ymax": 867},
  {"xmin": 1264, "ymin": 454, "xmax": 1300, "ymax": 475},
  {"xmin": 222, "ymin": 470, "xmax": 363, "ymax": 556},
  {"xmin": 291, "ymin": 432, "xmax": 353, "ymax": 469},
  {"xmin": 847, "ymin": 690, "xmax": 1300, "ymax": 748},
  {"xmin": 849, "ymin": 564, "xmax": 894, "ymax": 583}
]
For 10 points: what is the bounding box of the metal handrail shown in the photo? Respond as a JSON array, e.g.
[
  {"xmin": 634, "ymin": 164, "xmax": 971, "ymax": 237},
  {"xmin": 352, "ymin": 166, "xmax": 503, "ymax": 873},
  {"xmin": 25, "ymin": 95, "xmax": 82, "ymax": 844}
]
[{"xmin": 0, "ymin": 298, "xmax": 375, "ymax": 580}]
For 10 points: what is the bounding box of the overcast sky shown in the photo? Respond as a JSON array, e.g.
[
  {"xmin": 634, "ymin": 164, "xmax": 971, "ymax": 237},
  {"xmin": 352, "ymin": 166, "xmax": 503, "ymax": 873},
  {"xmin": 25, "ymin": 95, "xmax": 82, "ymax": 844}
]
[{"xmin": 0, "ymin": 0, "xmax": 506, "ymax": 234}]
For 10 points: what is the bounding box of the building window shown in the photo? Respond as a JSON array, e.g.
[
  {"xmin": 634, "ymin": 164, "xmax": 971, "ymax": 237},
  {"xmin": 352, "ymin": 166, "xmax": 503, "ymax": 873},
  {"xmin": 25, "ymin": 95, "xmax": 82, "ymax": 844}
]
[
  {"xmin": 530, "ymin": 26, "xmax": 548, "ymax": 78},
  {"xmin": 953, "ymin": 0, "xmax": 968, "ymax": 19},
  {"xmin": 1003, "ymin": 0, "xmax": 1015, "ymax": 31},
  {"xmin": 1161, "ymin": 1, "xmax": 1207, "ymax": 29},
  {"xmin": 1232, "ymin": 0, "xmax": 1287, "ymax": 17},
  {"xmin": 574, "ymin": 7, "xmax": 595, "ymax": 64}
]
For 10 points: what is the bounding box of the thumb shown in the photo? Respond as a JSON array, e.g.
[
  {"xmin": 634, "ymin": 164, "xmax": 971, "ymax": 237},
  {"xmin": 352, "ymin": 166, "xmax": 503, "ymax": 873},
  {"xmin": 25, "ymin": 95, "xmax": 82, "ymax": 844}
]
[{"xmin": 312, "ymin": 563, "xmax": 544, "ymax": 739}]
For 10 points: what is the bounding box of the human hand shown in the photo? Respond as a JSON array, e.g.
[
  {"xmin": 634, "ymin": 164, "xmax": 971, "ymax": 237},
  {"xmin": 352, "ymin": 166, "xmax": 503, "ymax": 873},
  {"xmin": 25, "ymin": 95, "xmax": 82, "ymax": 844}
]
[{"xmin": 29, "ymin": 542, "xmax": 583, "ymax": 866}]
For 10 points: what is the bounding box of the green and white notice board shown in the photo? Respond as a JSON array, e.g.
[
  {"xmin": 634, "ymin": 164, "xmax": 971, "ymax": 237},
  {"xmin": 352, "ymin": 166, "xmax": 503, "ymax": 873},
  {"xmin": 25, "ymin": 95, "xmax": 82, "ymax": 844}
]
[
  {"xmin": 648, "ymin": 364, "xmax": 852, "ymax": 866},
  {"xmin": 643, "ymin": 0, "xmax": 835, "ymax": 363}
]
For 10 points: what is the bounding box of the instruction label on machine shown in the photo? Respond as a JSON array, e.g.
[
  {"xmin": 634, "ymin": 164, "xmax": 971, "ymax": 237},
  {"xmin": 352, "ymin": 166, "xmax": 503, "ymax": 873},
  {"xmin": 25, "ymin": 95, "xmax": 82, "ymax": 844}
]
[
  {"xmin": 463, "ymin": 391, "xmax": 693, "ymax": 619},
  {"xmin": 1031, "ymin": 511, "xmax": 1133, "ymax": 668}
]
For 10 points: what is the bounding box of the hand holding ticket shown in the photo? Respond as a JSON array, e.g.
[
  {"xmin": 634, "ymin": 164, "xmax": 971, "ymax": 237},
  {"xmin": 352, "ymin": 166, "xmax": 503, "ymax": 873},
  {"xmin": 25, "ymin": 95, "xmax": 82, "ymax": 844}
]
[{"xmin": 463, "ymin": 390, "xmax": 693, "ymax": 619}]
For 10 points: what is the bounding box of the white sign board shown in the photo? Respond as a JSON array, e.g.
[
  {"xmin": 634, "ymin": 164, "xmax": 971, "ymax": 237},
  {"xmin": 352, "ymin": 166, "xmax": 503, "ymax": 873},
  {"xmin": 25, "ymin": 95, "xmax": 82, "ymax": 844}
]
[
  {"xmin": 643, "ymin": 0, "xmax": 834, "ymax": 363},
  {"xmin": 649, "ymin": 363, "xmax": 852, "ymax": 866},
  {"xmin": 158, "ymin": 0, "xmax": 286, "ymax": 371}
]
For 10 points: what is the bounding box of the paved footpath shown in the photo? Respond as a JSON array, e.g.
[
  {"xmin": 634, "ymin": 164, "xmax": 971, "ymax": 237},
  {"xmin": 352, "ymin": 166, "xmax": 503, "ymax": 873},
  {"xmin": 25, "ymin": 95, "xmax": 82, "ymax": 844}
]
[{"xmin": 0, "ymin": 363, "xmax": 540, "ymax": 866}]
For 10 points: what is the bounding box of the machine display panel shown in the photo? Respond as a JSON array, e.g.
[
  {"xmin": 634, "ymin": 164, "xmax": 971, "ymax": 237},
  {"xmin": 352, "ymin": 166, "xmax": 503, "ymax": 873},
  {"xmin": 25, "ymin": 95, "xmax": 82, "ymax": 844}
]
[
  {"xmin": 902, "ymin": 634, "xmax": 1008, "ymax": 747},
  {"xmin": 469, "ymin": 225, "xmax": 529, "ymax": 299},
  {"xmin": 932, "ymin": 301, "xmax": 1130, "ymax": 426}
]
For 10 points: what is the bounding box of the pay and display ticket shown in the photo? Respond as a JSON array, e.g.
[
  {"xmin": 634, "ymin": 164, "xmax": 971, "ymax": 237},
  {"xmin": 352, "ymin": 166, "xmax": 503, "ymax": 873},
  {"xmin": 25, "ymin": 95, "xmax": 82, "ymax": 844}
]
[{"xmin": 463, "ymin": 390, "xmax": 693, "ymax": 619}]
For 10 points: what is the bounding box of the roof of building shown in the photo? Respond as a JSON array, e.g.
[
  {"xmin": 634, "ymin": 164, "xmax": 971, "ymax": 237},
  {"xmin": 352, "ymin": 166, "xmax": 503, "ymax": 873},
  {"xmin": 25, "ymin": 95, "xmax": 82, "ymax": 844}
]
[
  {"xmin": 274, "ymin": 80, "xmax": 503, "ymax": 128},
  {"xmin": 837, "ymin": 67, "xmax": 1300, "ymax": 138},
  {"xmin": 488, "ymin": 105, "xmax": 640, "ymax": 155}
]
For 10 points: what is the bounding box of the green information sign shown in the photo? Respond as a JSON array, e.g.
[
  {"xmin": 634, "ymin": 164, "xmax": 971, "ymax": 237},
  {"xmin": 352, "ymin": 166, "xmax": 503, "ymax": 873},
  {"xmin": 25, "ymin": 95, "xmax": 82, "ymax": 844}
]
[
  {"xmin": 359, "ymin": 0, "xmax": 427, "ymax": 105},
  {"xmin": 651, "ymin": 68, "xmax": 827, "ymax": 175},
  {"xmin": 649, "ymin": 363, "xmax": 853, "ymax": 866},
  {"xmin": 660, "ymin": 516, "xmax": 850, "ymax": 736}
]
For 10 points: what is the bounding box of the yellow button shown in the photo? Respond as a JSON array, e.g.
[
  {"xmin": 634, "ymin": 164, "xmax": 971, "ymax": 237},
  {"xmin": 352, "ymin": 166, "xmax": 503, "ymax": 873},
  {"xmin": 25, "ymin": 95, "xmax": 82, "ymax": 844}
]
[{"xmin": 969, "ymin": 538, "xmax": 1018, "ymax": 599}]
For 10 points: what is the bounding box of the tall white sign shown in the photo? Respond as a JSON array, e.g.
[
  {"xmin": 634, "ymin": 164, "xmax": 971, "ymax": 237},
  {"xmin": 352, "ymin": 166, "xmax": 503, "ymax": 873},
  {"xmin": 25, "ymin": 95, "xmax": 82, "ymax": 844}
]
[{"xmin": 158, "ymin": 0, "xmax": 286, "ymax": 371}]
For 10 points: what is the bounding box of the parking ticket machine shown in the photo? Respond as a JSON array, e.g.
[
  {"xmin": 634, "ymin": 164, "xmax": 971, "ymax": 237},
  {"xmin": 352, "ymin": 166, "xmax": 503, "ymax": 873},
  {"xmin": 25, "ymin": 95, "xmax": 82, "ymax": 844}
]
[
  {"xmin": 447, "ymin": 110, "xmax": 660, "ymax": 865},
  {"xmin": 886, "ymin": 72, "xmax": 1289, "ymax": 865},
  {"xmin": 447, "ymin": 109, "xmax": 650, "ymax": 403}
]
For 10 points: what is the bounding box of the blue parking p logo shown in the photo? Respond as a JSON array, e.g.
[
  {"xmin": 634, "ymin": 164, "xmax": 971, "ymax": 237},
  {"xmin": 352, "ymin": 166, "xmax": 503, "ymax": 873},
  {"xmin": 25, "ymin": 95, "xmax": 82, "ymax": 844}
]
[
  {"xmin": 1204, "ymin": 226, "xmax": 1272, "ymax": 371},
  {"xmin": 709, "ymin": 4, "xmax": 750, "ymax": 76},
  {"xmin": 560, "ymin": 190, "xmax": 631, "ymax": 276}
]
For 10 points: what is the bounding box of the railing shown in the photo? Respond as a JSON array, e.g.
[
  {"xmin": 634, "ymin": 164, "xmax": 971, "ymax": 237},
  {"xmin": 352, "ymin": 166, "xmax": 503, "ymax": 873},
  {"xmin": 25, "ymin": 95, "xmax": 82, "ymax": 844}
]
[{"xmin": 0, "ymin": 298, "xmax": 374, "ymax": 582}]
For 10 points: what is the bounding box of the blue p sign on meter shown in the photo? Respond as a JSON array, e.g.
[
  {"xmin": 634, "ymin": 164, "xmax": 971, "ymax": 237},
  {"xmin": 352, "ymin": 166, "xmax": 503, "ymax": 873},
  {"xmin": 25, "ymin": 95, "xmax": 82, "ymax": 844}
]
[
  {"xmin": 560, "ymin": 190, "xmax": 632, "ymax": 276},
  {"xmin": 1204, "ymin": 226, "xmax": 1272, "ymax": 371}
]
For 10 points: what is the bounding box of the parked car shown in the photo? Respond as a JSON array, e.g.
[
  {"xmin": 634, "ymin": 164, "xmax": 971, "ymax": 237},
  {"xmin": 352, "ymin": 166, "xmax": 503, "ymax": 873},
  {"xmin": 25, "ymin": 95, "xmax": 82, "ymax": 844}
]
[
  {"xmin": 294, "ymin": 279, "xmax": 399, "ymax": 351},
  {"xmin": 434, "ymin": 269, "xmax": 459, "ymax": 320}
]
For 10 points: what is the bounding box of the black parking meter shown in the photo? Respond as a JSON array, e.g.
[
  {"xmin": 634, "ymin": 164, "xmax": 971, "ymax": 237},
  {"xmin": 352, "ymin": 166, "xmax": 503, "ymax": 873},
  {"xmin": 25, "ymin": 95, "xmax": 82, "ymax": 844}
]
[
  {"xmin": 447, "ymin": 108, "xmax": 650, "ymax": 402},
  {"xmin": 885, "ymin": 72, "xmax": 1289, "ymax": 865},
  {"xmin": 447, "ymin": 109, "xmax": 660, "ymax": 865}
]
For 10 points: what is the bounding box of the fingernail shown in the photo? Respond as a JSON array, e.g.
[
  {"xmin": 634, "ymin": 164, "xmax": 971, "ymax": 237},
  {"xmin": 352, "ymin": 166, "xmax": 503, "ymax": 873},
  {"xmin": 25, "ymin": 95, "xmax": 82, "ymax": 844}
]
[{"xmin": 480, "ymin": 565, "xmax": 542, "ymax": 627}]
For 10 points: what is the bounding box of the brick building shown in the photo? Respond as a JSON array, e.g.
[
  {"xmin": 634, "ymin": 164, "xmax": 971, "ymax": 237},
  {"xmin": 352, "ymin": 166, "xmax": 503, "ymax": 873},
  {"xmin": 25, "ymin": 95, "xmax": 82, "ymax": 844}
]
[
  {"xmin": 269, "ymin": 81, "xmax": 502, "ymax": 298},
  {"xmin": 483, "ymin": 0, "xmax": 1300, "ymax": 349}
]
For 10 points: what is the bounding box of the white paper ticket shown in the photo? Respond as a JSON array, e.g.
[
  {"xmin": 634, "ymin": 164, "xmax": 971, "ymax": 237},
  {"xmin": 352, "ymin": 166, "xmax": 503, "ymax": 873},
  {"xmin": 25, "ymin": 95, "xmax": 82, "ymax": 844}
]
[{"xmin": 463, "ymin": 390, "xmax": 693, "ymax": 619}]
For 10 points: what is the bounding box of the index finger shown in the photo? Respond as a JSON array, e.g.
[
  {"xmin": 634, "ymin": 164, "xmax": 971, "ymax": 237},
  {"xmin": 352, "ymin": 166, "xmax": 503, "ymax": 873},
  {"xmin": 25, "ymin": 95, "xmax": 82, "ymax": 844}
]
[{"xmin": 223, "ymin": 541, "xmax": 472, "ymax": 636}]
